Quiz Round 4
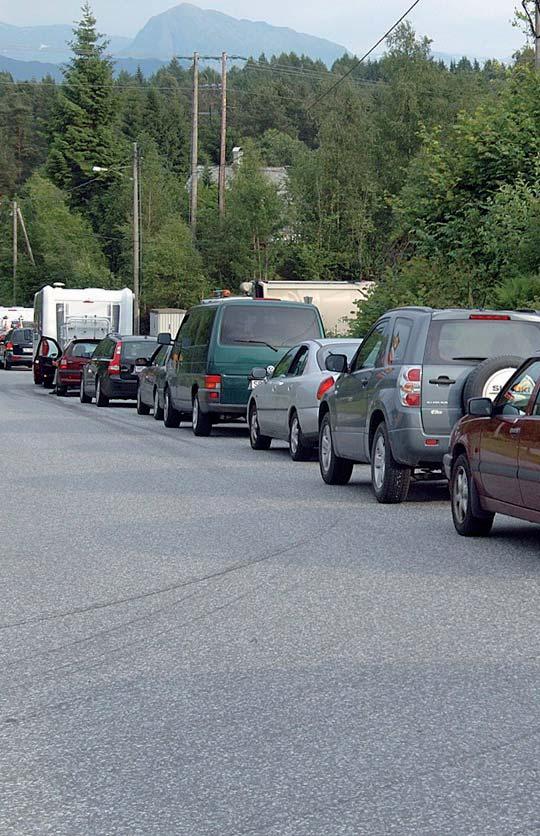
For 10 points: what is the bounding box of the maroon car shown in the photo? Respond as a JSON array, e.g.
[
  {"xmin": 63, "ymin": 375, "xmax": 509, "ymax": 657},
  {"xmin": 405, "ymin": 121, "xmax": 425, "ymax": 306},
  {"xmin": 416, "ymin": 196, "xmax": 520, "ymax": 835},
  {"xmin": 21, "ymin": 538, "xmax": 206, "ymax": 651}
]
[
  {"xmin": 54, "ymin": 338, "xmax": 100, "ymax": 396},
  {"xmin": 445, "ymin": 357, "xmax": 540, "ymax": 535}
]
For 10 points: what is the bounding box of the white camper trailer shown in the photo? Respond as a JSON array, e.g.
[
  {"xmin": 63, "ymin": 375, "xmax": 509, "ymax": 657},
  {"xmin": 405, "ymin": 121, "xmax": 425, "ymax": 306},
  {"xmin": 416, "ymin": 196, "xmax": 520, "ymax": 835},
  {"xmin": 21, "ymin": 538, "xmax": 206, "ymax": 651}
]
[
  {"xmin": 241, "ymin": 280, "xmax": 375, "ymax": 335},
  {"xmin": 33, "ymin": 284, "xmax": 134, "ymax": 350},
  {"xmin": 0, "ymin": 307, "xmax": 34, "ymax": 333}
]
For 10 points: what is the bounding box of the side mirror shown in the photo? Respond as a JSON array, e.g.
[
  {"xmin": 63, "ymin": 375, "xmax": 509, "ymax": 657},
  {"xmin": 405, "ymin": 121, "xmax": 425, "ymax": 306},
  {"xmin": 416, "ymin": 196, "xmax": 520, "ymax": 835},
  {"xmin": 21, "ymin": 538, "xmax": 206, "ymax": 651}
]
[
  {"xmin": 250, "ymin": 366, "xmax": 267, "ymax": 381},
  {"xmin": 468, "ymin": 397, "xmax": 493, "ymax": 417},
  {"xmin": 157, "ymin": 332, "xmax": 172, "ymax": 346},
  {"xmin": 325, "ymin": 353, "xmax": 348, "ymax": 374}
]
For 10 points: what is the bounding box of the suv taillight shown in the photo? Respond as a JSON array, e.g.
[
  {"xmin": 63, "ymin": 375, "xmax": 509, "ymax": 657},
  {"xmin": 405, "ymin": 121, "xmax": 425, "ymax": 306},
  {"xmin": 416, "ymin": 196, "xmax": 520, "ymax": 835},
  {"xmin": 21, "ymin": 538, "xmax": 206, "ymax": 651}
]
[
  {"xmin": 5, "ymin": 341, "xmax": 13, "ymax": 351},
  {"xmin": 108, "ymin": 341, "xmax": 122, "ymax": 375},
  {"xmin": 399, "ymin": 366, "xmax": 422, "ymax": 407},
  {"xmin": 317, "ymin": 376, "xmax": 335, "ymax": 400}
]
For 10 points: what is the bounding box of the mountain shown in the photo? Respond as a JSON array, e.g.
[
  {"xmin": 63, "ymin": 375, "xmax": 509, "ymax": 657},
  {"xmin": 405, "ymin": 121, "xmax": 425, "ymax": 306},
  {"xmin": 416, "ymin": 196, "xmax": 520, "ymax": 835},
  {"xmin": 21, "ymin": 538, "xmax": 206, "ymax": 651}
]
[
  {"xmin": 123, "ymin": 3, "xmax": 348, "ymax": 65},
  {"xmin": 0, "ymin": 55, "xmax": 167, "ymax": 82},
  {"xmin": 0, "ymin": 21, "xmax": 131, "ymax": 63}
]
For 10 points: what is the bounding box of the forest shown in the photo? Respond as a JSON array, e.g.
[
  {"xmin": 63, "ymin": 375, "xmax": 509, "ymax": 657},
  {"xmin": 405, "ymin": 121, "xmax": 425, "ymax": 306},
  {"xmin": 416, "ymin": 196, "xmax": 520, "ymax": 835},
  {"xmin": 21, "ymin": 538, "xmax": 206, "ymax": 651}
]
[{"xmin": 1, "ymin": 3, "xmax": 539, "ymax": 333}]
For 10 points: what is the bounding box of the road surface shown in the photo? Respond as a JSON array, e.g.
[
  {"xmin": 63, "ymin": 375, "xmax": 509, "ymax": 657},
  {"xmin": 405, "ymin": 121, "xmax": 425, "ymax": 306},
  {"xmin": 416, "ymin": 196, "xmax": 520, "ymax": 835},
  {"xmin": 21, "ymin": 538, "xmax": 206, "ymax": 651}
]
[{"xmin": 1, "ymin": 370, "xmax": 538, "ymax": 835}]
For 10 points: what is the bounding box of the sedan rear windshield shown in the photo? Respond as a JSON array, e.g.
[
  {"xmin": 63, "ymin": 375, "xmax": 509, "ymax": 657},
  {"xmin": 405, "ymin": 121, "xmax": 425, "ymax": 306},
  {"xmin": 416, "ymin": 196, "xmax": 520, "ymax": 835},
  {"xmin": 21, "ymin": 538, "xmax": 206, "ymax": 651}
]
[
  {"xmin": 12, "ymin": 329, "xmax": 33, "ymax": 343},
  {"xmin": 72, "ymin": 341, "xmax": 99, "ymax": 358},
  {"xmin": 425, "ymin": 319, "xmax": 540, "ymax": 365},
  {"xmin": 220, "ymin": 306, "xmax": 322, "ymax": 349},
  {"xmin": 317, "ymin": 343, "xmax": 359, "ymax": 371},
  {"xmin": 122, "ymin": 340, "xmax": 157, "ymax": 361}
]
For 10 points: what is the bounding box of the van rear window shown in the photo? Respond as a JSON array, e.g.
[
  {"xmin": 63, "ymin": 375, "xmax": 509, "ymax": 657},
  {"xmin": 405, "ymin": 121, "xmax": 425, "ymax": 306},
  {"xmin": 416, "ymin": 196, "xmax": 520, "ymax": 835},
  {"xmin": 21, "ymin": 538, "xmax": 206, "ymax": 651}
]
[
  {"xmin": 220, "ymin": 306, "xmax": 322, "ymax": 348},
  {"xmin": 425, "ymin": 319, "xmax": 540, "ymax": 365}
]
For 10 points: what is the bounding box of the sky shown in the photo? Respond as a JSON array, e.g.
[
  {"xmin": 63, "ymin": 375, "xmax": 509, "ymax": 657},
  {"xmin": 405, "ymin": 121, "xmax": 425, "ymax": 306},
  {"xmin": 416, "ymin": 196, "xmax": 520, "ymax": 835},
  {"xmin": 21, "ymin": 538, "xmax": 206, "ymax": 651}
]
[{"xmin": 0, "ymin": 0, "xmax": 525, "ymax": 59}]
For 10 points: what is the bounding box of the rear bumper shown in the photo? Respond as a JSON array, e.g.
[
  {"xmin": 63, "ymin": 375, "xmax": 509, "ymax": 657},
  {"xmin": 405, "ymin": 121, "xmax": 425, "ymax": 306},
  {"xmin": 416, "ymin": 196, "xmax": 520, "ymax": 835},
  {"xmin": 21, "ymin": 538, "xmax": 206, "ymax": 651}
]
[
  {"xmin": 6, "ymin": 353, "xmax": 33, "ymax": 366},
  {"xmin": 198, "ymin": 390, "xmax": 246, "ymax": 417},
  {"xmin": 108, "ymin": 378, "xmax": 138, "ymax": 400},
  {"xmin": 58, "ymin": 371, "xmax": 82, "ymax": 387},
  {"xmin": 389, "ymin": 427, "xmax": 451, "ymax": 468}
]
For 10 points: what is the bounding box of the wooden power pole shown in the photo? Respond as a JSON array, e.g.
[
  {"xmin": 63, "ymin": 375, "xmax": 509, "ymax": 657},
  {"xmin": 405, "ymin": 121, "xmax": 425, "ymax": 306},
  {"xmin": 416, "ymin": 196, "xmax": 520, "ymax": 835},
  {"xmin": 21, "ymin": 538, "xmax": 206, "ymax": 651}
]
[
  {"xmin": 536, "ymin": 1, "xmax": 540, "ymax": 71},
  {"xmin": 218, "ymin": 51, "xmax": 228, "ymax": 217},
  {"xmin": 133, "ymin": 142, "xmax": 140, "ymax": 335},
  {"xmin": 12, "ymin": 200, "xmax": 17, "ymax": 306},
  {"xmin": 190, "ymin": 52, "xmax": 199, "ymax": 233},
  {"xmin": 17, "ymin": 206, "xmax": 35, "ymax": 267}
]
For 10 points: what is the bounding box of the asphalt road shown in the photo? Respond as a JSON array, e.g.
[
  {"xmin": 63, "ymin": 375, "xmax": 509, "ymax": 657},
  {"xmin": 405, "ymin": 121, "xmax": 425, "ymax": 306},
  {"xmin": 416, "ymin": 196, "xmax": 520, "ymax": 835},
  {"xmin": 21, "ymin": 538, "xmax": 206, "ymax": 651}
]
[{"xmin": 1, "ymin": 369, "xmax": 538, "ymax": 836}]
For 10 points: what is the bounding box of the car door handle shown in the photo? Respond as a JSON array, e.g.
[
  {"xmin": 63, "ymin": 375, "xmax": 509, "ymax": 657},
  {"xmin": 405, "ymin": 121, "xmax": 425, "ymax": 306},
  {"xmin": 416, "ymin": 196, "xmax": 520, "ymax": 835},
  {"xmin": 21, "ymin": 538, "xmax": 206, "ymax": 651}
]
[
  {"xmin": 509, "ymin": 426, "xmax": 522, "ymax": 436},
  {"xmin": 429, "ymin": 376, "xmax": 456, "ymax": 385}
]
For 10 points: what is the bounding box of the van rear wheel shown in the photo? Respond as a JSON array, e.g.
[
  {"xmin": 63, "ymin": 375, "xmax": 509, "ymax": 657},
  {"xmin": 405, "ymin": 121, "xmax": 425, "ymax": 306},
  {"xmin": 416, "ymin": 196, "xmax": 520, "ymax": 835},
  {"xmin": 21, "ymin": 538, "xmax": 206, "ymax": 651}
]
[{"xmin": 192, "ymin": 394, "xmax": 212, "ymax": 437}]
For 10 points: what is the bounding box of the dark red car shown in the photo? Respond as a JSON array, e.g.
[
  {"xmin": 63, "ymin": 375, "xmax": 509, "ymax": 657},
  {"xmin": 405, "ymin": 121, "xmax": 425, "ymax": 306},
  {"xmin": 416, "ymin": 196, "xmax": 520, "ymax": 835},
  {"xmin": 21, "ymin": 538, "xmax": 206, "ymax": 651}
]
[
  {"xmin": 445, "ymin": 357, "xmax": 540, "ymax": 535},
  {"xmin": 53, "ymin": 338, "xmax": 100, "ymax": 396}
]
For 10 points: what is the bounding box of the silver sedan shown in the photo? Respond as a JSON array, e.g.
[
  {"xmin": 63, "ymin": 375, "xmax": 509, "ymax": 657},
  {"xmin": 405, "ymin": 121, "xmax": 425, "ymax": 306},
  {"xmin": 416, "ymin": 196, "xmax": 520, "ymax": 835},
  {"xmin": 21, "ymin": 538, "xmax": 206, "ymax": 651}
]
[{"xmin": 247, "ymin": 338, "xmax": 362, "ymax": 460}]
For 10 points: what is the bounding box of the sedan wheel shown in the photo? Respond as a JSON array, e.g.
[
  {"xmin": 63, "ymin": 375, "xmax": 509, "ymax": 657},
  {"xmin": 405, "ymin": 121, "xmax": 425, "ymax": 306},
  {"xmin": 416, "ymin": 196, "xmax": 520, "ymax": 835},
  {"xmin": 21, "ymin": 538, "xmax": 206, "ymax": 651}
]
[
  {"xmin": 80, "ymin": 377, "xmax": 91, "ymax": 404},
  {"xmin": 249, "ymin": 405, "xmax": 271, "ymax": 450},
  {"xmin": 136, "ymin": 386, "xmax": 151, "ymax": 415},
  {"xmin": 451, "ymin": 453, "xmax": 494, "ymax": 537},
  {"xmin": 318, "ymin": 414, "xmax": 353, "ymax": 485},
  {"xmin": 163, "ymin": 389, "xmax": 181, "ymax": 428},
  {"xmin": 95, "ymin": 377, "xmax": 109, "ymax": 408},
  {"xmin": 289, "ymin": 412, "xmax": 310, "ymax": 461},
  {"xmin": 153, "ymin": 388, "xmax": 164, "ymax": 421}
]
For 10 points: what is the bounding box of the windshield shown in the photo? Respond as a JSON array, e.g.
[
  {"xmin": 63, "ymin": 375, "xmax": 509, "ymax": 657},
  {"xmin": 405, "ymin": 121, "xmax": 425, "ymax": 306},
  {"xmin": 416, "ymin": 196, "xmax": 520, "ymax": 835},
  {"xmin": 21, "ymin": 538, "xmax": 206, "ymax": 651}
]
[
  {"xmin": 220, "ymin": 305, "xmax": 322, "ymax": 348},
  {"xmin": 317, "ymin": 343, "xmax": 359, "ymax": 371},
  {"xmin": 425, "ymin": 319, "xmax": 540, "ymax": 365},
  {"xmin": 122, "ymin": 340, "xmax": 157, "ymax": 362},
  {"xmin": 72, "ymin": 341, "xmax": 100, "ymax": 358},
  {"xmin": 12, "ymin": 329, "xmax": 33, "ymax": 344}
]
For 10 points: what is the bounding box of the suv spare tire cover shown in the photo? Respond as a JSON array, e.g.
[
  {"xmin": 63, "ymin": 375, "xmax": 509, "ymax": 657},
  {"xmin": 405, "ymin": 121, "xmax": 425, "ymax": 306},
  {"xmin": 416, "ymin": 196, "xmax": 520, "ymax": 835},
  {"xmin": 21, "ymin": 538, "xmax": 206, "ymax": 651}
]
[{"xmin": 462, "ymin": 355, "xmax": 524, "ymax": 404}]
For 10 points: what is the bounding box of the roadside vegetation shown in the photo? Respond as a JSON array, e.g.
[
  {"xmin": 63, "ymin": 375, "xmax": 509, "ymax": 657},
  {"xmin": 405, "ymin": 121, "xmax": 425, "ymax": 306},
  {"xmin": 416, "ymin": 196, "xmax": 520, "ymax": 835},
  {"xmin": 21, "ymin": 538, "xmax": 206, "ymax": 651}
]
[{"xmin": 0, "ymin": 3, "xmax": 538, "ymax": 329}]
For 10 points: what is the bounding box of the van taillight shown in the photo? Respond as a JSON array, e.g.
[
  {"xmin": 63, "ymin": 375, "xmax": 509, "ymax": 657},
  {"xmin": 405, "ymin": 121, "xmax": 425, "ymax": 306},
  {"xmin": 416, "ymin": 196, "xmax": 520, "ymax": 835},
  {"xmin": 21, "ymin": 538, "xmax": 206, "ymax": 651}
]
[
  {"xmin": 108, "ymin": 342, "xmax": 122, "ymax": 375},
  {"xmin": 204, "ymin": 375, "xmax": 221, "ymax": 389},
  {"xmin": 399, "ymin": 366, "xmax": 422, "ymax": 408},
  {"xmin": 317, "ymin": 376, "xmax": 335, "ymax": 400}
]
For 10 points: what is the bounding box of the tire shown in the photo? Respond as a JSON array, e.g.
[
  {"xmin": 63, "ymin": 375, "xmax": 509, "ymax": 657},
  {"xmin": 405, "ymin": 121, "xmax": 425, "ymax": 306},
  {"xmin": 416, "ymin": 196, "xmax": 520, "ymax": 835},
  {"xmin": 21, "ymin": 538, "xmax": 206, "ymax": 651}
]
[
  {"xmin": 80, "ymin": 377, "xmax": 91, "ymax": 403},
  {"xmin": 4, "ymin": 358, "xmax": 11, "ymax": 371},
  {"xmin": 153, "ymin": 388, "xmax": 164, "ymax": 421},
  {"xmin": 451, "ymin": 453, "xmax": 494, "ymax": 536},
  {"xmin": 192, "ymin": 394, "xmax": 212, "ymax": 437},
  {"xmin": 136, "ymin": 386, "xmax": 151, "ymax": 415},
  {"xmin": 249, "ymin": 404, "xmax": 272, "ymax": 450},
  {"xmin": 163, "ymin": 388, "xmax": 181, "ymax": 428},
  {"xmin": 95, "ymin": 377, "xmax": 109, "ymax": 408},
  {"xmin": 289, "ymin": 411, "xmax": 311, "ymax": 461},
  {"xmin": 463, "ymin": 355, "xmax": 524, "ymax": 405},
  {"xmin": 33, "ymin": 366, "xmax": 42, "ymax": 385},
  {"xmin": 56, "ymin": 382, "xmax": 68, "ymax": 396},
  {"xmin": 318, "ymin": 413, "xmax": 353, "ymax": 485},
  {"xmin": 371, "ymin": 422, "xmax": 411, "ymax": 504}
]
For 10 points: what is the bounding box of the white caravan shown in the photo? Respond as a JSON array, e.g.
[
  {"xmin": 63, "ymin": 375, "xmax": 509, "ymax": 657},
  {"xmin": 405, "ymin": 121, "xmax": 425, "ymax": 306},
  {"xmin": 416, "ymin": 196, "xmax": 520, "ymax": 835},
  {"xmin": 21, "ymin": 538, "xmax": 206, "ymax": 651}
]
[
  {"xmin": 240, "ymin": 280, "xmax": 375, "ymax": 336},
  {"xmin": 33, "ymin": 284, "xmax": 134, "ymax": 350},
  {"xmin": 0, "ymin": 307, "xmax": 34, "ymax": 333}
]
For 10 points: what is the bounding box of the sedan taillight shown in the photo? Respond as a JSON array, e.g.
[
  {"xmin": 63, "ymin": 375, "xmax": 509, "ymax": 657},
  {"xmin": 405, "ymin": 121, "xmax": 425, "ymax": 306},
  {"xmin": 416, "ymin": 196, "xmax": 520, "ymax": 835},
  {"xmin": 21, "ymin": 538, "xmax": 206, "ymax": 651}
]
[
  {"xmin": 399, "ymin": 366, "xmax": 422, "ymax": 407},
  {"xmin": 317, "ymin": 376, "xmax": 335, "ymax": 400}
]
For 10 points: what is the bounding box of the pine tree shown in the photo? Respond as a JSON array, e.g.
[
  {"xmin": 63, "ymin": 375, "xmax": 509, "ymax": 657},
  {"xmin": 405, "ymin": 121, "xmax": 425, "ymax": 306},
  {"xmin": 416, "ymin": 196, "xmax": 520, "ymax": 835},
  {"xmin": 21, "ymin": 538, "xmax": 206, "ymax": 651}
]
[{"xmin": 47, "ymin": 3, "xmax": 119, "ymax": 208}]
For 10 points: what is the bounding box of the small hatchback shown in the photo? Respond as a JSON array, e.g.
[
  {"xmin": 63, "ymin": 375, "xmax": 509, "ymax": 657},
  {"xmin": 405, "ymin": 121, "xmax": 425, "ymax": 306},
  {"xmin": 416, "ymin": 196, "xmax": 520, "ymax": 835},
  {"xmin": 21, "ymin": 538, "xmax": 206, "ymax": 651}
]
[
  {"xmin": 54, "ymin": 338, "xmax": 101, "ymax": 396},
  {"xmin": 80, "ymin": 334, "xmax": 158, "ymax": 407},
  {"xmin": 445, "ymin": 357, "xmax": 540, "ymax": 535},
  {"xmin": 0, "ymin": 327, "xmax": 33, "ymax": 370}
]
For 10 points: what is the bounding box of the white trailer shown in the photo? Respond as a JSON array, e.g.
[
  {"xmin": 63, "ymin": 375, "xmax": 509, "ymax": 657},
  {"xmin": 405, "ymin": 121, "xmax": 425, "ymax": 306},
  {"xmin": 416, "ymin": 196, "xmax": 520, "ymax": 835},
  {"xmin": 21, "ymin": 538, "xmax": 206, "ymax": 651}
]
[
  {"xmin": 241, "ymin": 280, "xmax": 375, "ymax": 336},
  {"xmin": 33, "ymin": 284, "xmax": 134, "ymax": 350},
  {"xmin": 149, "ymin": 308, "xmax": 186, "ymax": 337},
  {"xmin": 0, "ymin": 307, "xmax": 34, "ymax": 333}
]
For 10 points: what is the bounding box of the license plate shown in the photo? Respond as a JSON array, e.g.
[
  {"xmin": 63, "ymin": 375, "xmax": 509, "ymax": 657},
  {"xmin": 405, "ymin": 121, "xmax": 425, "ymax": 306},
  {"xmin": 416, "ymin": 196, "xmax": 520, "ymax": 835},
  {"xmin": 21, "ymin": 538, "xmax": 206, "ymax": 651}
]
[
  {"xmin": 249, "ymin": 379, "xmax": 264, "ymax": 390},
  {"xmin": 22, "ymin": 348, "xmax": 32, "ymax": 354}
]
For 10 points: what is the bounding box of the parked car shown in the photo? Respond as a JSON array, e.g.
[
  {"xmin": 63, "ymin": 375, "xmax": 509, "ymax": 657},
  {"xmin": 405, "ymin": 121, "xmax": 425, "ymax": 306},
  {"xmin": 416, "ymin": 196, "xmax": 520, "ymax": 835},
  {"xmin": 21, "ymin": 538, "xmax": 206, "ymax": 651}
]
[
  {"xmin": 53, "ymin": 338, "xmax": 101, "ymax": 396},
  {"xmin": 80, "ymin": 334, "xmax": 158, "ymax": 407},
  {"xmin": 317, "ymin": 307, "xmax": 540, "ymax": 503},
  {"xmin": 0, "ymin": 327, "xmax": 34, "ymax": 370},
  {"xmin": 161, "ymin": 297, "xmax": 325, "ymax": 436},
  {"xmin": 445, "ymin": 357, "xmax": 540, "ymax": 535},
  {"xmin": 136, "ymin": 342, "xmax": 172, "ymax": 419},
  {"xmin": 33, "ymin": 335, "xmax": 61, "ymax": 387},
  {"xmin": 247, "ymin": 339, "xmax": 361, "ymax": 460}
]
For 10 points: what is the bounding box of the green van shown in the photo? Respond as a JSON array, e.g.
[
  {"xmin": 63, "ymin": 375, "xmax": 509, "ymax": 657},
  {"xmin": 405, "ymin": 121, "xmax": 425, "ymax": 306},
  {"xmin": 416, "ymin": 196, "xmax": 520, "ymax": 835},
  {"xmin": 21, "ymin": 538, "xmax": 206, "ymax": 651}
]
[{"xmin": 160, "ymin": 297, "xmax": 325, "ymax": 436}]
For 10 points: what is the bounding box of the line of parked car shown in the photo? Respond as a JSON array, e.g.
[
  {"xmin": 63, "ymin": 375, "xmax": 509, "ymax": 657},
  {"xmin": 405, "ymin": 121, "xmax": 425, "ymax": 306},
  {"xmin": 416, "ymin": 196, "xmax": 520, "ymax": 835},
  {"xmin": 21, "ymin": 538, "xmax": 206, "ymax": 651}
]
[{"xmin": 14, "ymin": 295, "xmax": 540, "ymax": 538}]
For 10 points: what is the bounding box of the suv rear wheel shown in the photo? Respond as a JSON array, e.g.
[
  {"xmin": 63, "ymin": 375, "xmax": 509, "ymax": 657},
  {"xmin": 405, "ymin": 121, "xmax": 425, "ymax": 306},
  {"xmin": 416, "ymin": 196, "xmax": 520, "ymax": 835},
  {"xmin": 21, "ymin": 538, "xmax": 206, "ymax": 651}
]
[
  {"xmin": 371, "ymin": 423, "xmax": 411, "ymax": 504},
  {"xmin": 163, "ymin": 388, "xmax": 181, "ymax": 428},
  {"xmin": 192, "ymin": 394, "xmax": 212, "ymax": 437},
  {"xmin": 451, "ymin": 453, "xmax": 494, "ymax": 536},
  {"xmin": 249, "ymin": 404, "xmax": 272, "ymax": 450},
  {"xmin": 319, "ymin": 413, "xmax": 353, "ymax": 485}
]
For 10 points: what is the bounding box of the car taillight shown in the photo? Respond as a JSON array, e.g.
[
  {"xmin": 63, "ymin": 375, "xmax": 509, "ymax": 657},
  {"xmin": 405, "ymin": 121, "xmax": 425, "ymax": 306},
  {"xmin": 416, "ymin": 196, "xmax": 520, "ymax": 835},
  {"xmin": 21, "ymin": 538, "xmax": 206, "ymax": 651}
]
[
  {"xmin": 469, "ymin": 314, "xmax": 510, "ymax": 321},
  {"xmin": 317, "ymin": 376, "xmax": 335, "ymax": 400},
  {"xmin": 59, "ymin": 357, "xmax": 69, "ymax": 369},
  {"xmin": 108, "ymin": 342, "xmax": 122, "ymax": 375},
  {"xmin": 204, "ymin": 374, "xmax": 221, "ymax": 401},
  {"xmin": 5, "ymin": 342, "xmax": 13, "ymax": 351},
  {"xmin": 399, "ymin": 366, "xmax": 422, "ymax": 408}
]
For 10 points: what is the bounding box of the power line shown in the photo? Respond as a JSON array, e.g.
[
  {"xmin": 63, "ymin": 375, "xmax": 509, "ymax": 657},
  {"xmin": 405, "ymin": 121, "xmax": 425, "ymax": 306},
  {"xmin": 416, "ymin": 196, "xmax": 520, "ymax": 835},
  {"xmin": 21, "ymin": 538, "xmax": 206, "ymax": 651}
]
[{"xmin": 306, "ymin": 0, "xmax": 424, "ymax": 111}]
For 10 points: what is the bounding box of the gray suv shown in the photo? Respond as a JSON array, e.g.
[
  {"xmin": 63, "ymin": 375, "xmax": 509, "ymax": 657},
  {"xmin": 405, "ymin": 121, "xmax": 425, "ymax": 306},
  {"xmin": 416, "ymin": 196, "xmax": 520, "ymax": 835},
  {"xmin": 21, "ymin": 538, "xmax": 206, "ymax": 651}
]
[{"xmin": 318, "ymin": 307, "xmax": 540, "ymax": 503}]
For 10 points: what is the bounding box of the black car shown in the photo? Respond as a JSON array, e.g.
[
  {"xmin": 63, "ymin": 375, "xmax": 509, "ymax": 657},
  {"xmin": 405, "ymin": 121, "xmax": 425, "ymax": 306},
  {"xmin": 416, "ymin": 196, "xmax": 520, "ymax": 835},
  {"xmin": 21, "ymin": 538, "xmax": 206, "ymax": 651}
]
[
  {"xmin": 0, "ymin": 328, "xmax": 34, "ymax": 370},
  {"xmin": 136, "ymin": 343, "xmax": 172, "ymax": 419},
  {"xmin": 80, "ymin": 334, "xmax": 158, "ymax": 407}
]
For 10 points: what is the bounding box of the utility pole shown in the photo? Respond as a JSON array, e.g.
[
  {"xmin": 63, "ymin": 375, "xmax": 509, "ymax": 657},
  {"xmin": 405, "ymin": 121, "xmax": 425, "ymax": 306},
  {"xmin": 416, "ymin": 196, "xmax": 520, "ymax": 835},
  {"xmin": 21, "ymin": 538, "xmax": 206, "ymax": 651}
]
[
  {"xmin": 190, "ymin": 52, "xmax": 199, "ymax": 233},
  {"xmin": 17, "ymin": 206, "xmax": 35, "ymax": 267},
  {"xmin": 12, "ymin": 200, "xmax": 17, "ymax": 306},
  {"xmin": 133, "ymin": 142, "xmax": 140, "ymax": 335},
  {"xmin": 536, "ymin": 1, "xmax": 540, "ymax": 71},
  {"xmin": 218, "ymin": 51, "xmax": 228, "ymax": 218}
]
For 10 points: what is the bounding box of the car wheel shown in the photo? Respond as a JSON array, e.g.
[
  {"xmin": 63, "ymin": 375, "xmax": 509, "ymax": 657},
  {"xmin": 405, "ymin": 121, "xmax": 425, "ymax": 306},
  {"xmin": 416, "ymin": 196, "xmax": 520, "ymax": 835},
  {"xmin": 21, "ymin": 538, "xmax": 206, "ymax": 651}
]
[
  {"xmin": 451, "ymin": 453, "xmax": 494, "ymax": 537},
  {"xmin": 371, "ymin": 422, "xmax": 411, "ymax": 503},
  {"xmin": 4, "ymin": 358, "xmax": 11, "ymax": 371},
  {"xmin": 249, "ymin": 404, "xmax": 272, "ymax": 450},
  {"xmin": 80, "ymin": 377, "xmax": 91, "ymax": 403},
  {"xmin": 136, "ymin": 386, "xmax": 151, "ymax": 415},
  {"xmin": 95, "ymin": 377, "xmax": 109, "ymax": 408},
  {"xmin": 153, "ymin": 388, "xmax": 164, "ymax": 421},
  {"xmin": 289, "ymin": 411, "xmax": 311, "ymax": 461},
  {"xmin": 192, "ymin": 394, "xmax": 212, "ymax": 437},
  {"xmin": 163, "ymin": 388, "xmax": 181, "ymax": 428},
  {"xmin": 56, "ymin": 382, "xmax": 68, "ymax": 396},
  {"xmin": 318, "ymin": 413, "xmax": 353, "ymax": 485}
]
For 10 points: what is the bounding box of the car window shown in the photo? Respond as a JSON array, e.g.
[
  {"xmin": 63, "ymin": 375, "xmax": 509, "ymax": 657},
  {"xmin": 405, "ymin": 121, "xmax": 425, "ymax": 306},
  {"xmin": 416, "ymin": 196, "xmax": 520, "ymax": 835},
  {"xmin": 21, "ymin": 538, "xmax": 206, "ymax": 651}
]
[
  {"xmin": 150, "ymin": 345, "xmax": 170, "ymax": 366},
  {"xmin": 72, "ymin": 342, "xmax": 99, "ymax": 358},
  {"xmin": 96, "ymin": 338, "xmax": 114, "ymax": 359},
  {"xmin": 497, "ymin": 361, "xmax": 540, "ymax": 416},
  {"xmin": 194, "ymin": 308, "xmax": 216, "ymax": 347},
  {"xmin": 13, "ymin": 329, "xmax": 33, "ymax": 343},
  {"xmin": 316, "ymin": 343, "xmax": 359, "ymax": 371},
  {"xmin": 122, "ymin": 340, "xmax": 157, "ymax": 362},
  {"xmin": 388, "ymin": 318, "xmax": 413, "ymax": 366},
  {"xmin": 288, "ymin": 346, "xmax": 309, "ymax": 377},
  {"xmin": 272, "ymin": 348, "xmax": 298, "ymax": 378},
  {"xmin": 425, "ymin": 319, "xmax": 540, "ymax": 365},
  {"xmin": 532, "ymin": 387, "xmax": 540, "ymax": 417},
  {"xmin": 40, "ymin": 338, "xmax": 60, "ymax": 359},
  {"xmin": 220, "ymin": 305, "xmax": 322, "ymax": 347},
  {"xmin": 352, "ymin": 321, "xmax": 390, "ymax": 371}
]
